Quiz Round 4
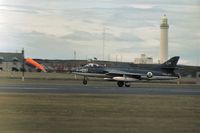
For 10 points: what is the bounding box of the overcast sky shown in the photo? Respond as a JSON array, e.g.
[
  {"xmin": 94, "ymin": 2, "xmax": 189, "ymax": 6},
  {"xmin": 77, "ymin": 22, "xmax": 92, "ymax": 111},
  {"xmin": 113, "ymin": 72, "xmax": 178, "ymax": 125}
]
[{"xmin": 0, "ymin": 0, "xmax": 200, "ymax": 65}]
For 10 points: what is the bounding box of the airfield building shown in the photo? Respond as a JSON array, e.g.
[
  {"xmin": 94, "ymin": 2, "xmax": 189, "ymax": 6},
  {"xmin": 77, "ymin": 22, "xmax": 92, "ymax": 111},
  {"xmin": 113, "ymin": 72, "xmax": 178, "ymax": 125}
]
[
  {"xmin": 0, "ymin": 52, "xmax": 24, "ymax": 71},
  {"xmin": 134, "ymin": 54, "xmax": 153, "ymax": 64}
]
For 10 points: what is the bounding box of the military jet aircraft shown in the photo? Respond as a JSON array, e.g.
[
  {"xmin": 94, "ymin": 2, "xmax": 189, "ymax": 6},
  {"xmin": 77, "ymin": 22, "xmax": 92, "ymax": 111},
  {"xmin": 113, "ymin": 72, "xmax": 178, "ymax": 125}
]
[{"xmin": 73, "ymin": 56, "xmax": 180, "ymax": 87}]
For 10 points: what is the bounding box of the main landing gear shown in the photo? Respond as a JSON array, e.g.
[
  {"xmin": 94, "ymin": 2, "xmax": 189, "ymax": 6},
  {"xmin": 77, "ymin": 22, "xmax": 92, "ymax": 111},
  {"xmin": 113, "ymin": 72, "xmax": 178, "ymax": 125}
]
[
  {"xmin": 82, "ymin": 77, "xmax": 130, "ymax": 87},
  {"xmin": 117, "ymin": 81, "xmax": 130, "ymax": 87}
]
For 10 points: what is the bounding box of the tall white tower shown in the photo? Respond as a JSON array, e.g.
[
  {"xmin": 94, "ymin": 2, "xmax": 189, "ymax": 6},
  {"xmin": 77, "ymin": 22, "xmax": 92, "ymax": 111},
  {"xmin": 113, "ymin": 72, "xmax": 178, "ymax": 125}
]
[{"xmin": 160, "ymin": 14, "xmax": 169, "ymax": 63}]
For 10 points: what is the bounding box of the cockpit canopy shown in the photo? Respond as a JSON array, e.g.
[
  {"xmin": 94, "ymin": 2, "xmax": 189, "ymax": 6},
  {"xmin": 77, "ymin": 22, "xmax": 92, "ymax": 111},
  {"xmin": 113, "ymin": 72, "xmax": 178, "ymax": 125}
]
[{"xmin": 84, "ymin": 63, "xmax": 100, "ymax": 67}]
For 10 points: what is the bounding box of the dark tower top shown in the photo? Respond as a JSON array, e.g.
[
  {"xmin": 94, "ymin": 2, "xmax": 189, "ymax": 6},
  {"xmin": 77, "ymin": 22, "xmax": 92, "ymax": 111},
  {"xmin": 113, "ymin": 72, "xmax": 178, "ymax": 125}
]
[{"xmin": 160, "ymin": 14, "xmax": 169, "ymax": 29}]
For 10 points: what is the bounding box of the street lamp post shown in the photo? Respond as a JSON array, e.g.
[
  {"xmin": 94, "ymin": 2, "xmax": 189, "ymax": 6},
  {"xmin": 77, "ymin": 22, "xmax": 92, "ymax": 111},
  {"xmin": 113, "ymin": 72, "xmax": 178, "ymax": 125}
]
[{"xmin": 22, "ymin": 48, "xmax": 25, "ymax": 81}]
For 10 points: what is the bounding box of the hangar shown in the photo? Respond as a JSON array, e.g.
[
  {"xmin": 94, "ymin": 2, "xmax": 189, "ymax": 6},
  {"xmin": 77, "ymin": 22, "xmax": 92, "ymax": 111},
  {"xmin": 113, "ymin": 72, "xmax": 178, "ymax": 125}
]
[{"xmin": 0, "ymin": 52, "xmax": 24, "ymax": 71}]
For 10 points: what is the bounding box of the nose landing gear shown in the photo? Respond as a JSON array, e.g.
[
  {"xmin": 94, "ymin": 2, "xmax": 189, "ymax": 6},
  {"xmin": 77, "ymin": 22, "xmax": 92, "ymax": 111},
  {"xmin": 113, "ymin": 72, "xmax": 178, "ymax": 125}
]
[{"xmin": 83, "ymin": 76, "xmax": 88, "ymax": 85}]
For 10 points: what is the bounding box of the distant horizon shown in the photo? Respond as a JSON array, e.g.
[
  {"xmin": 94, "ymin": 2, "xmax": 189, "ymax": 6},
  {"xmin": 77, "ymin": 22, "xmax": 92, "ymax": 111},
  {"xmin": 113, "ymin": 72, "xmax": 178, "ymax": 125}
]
[
  {"xmin": 0, "ymin": 0, "xmax": 199, "ymax": 66},
  {"xmin": 0, "ymin": 48, "xmax": 199, "ymax": 66},
  {"xmin": 1, "ymin": 49, "xmax": 200, "ymax": 67}
]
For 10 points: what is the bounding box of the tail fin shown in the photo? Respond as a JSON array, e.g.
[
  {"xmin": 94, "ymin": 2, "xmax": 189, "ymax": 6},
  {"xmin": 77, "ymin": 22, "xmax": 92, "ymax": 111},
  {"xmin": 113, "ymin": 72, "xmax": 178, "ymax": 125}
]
[
  {"xmin": 162, "ymin": 56, "xmax": 180, "ymax": 68},
  {"xmin": 161, "ymin": 56, "xmax": 179, "ymax": 73}
]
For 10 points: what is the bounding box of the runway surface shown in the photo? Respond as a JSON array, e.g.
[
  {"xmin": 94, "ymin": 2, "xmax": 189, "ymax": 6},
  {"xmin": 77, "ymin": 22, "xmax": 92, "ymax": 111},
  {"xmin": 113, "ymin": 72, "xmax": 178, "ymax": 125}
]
[{"xmin": 0, "ymin": 84, "xmax": 200, "ymax": 95}]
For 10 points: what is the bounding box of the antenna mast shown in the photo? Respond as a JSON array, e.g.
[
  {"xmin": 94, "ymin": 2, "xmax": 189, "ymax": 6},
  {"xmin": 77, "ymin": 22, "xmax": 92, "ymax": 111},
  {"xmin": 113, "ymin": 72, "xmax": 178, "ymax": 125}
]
[{"xmin": 102, "ymin": 27, "xmax": 105, "ymax": 60}]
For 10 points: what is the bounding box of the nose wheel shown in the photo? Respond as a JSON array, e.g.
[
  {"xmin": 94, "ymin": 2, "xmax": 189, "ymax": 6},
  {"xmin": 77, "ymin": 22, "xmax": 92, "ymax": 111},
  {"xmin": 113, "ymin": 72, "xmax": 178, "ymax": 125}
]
[{"xmin": 83, "ymin": 77, "xmax": 88, "ymax": 85}]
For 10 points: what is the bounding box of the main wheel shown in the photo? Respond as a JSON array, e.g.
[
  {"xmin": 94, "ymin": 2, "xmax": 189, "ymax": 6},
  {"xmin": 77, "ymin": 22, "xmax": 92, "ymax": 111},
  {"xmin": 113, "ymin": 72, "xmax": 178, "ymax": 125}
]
[
  {"xmin": 83, "ymin": 79, "xmax": 87, "ymax": 85},
  {"xmin": 125, "ymin": 83, "xmax": 130, "ymax": 87},
  {"xmin": 117, "ymin": 81, "xmax": 124, "ymax": 87}
]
